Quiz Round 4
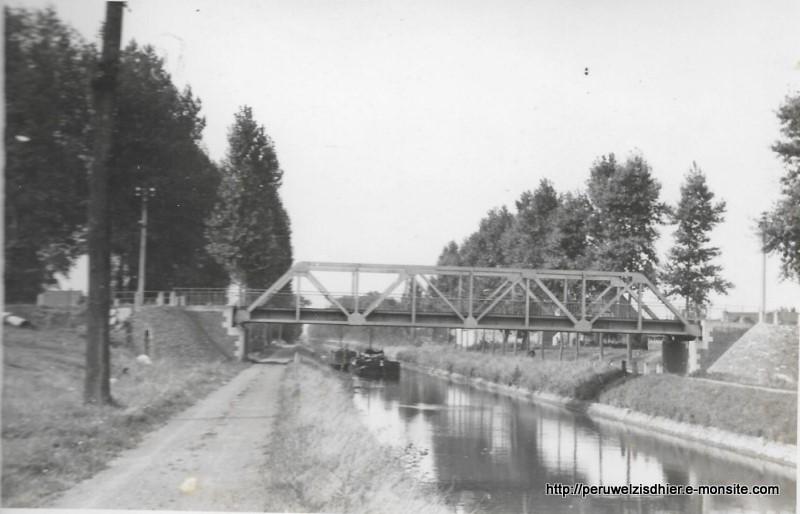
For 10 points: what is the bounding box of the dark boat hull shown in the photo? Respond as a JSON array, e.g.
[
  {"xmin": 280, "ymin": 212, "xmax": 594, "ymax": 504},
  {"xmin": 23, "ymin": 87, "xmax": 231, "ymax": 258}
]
[{"xmin": 353, "ymin": 358, "xmax": 400, "ymax": 380}]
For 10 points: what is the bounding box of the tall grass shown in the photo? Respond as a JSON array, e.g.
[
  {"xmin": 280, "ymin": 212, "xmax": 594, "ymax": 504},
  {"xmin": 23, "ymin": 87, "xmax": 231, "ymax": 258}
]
[
  {"xmin": 396, "ymin": 345, "xmax": 623, "ymax": 400},
  {"xmin": 598, "ymin": 374, "xmax": 798, "ymax": 444},
  {"xmin": 263, "ymin": 363, "xmax": 453, "ymax": 514},
  {"xmin": 2, "ymin": 325, "xmax": 243, "ymax": 507}
]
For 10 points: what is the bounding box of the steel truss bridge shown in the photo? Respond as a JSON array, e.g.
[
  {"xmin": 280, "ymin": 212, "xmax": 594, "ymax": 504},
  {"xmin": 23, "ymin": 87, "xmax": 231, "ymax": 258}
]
[{"xmin": 234, "ymin": 262, "xmax": 700, "ymax": 338}]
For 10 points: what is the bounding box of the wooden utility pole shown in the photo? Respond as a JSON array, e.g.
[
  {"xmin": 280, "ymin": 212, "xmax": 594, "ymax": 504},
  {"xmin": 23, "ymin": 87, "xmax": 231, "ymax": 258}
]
[
  {"xmin": 760, "ymin": 215, "xmax": 767, "ymax": 323},
  {"xmin": 85, "ymin": 2, "xmax": 123, "ymax": 405}
]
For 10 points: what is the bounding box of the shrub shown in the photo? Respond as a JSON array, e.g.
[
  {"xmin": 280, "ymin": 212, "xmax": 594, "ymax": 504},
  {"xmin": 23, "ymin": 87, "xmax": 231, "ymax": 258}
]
[{"xmin": 395, "ymin": 345, "xmax": 623, "ymax": 400}]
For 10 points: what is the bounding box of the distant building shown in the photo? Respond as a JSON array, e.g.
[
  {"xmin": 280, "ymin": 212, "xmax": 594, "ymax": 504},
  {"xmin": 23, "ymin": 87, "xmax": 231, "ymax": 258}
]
[
  {"xmin": 721, "ymin": 309, "xmax": 797, "ymax": 326},
  {"xmin": 36, "ymin": 290, "xmax": 83, "ymax": 308}
]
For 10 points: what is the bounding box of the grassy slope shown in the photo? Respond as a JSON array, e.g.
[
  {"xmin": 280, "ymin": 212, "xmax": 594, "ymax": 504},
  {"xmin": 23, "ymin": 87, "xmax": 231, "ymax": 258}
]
[
  {"xmin": 395, "ymin": 343, "xmax": 796, "ymax": 445},
  {"xmin": 707, "ymin": 323, "xmax": 799, "ymax": 390},
  {"xmin": 128, "ymin": 306, "xmax": 230, "ymax": 361},
  {"xmin": 2, "ymin": 311, "xmax": 244, "ymax": 507},
  {"xmin": 396, "ymin": 345, "xmax": 624, "ymax": 400},
  {"xmin": 263, "ymin": 363, "xmax": 453, "ymax": 514},
  {"xmin": 598, "ymin": 374, "xmax": 797, "ymax": 444}
]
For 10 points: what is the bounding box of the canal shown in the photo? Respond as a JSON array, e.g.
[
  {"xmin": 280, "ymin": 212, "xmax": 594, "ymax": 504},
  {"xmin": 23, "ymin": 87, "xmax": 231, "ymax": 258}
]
[{"xmin": 350, "ymin": 368, "xmax": 796, "ymax": 513}]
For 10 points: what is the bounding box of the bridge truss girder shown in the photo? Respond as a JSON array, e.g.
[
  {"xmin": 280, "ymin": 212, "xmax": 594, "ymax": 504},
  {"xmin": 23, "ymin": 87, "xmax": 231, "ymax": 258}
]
[{"xmin": 236, "ymin": 261, "xmax": 701, "ymax": 338}]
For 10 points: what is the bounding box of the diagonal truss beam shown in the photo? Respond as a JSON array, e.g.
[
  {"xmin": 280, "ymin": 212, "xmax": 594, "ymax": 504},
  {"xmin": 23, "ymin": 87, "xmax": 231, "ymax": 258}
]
[
  {"xmin": 532, "ymin": 276, "xmax": 579, "ymax": 324},
  {"xmin": 625, "ymin": 286, "xmax": 658, "ymax": 320},
  {"xmin": 304, "ymin": 271, "xmax": 351, "ymax": 317},
  {"xmin": 361, "ymin": 273, "xmax": 408, "ymax": 318},
  {"xmin": 477, "ymin": 278, "xmax": 520, "ymax": 321},
  {"xmin": 640, "ymin": 275, "xmax": 692, "ymax": 326},
  {"xmin": 247, "ymin": 268, "xmax": 295, "ymax": 313},
  {"xmin": 587, "ymin": 282, "xmax": 617, "ymax": 310},
  {"xmin": 418, "ymin": 274, "xmax": 465, "ymax": 322},
  {"xmin": 590, "ymin": 279, "xmax": 637, "ymax": 324}
]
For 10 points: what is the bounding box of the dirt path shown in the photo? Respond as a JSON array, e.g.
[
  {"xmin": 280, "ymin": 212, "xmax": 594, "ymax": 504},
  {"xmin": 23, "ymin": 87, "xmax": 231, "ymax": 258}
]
[{"xmin": 49, "ymin": 363, "xmax": 286, "ymax": 511}]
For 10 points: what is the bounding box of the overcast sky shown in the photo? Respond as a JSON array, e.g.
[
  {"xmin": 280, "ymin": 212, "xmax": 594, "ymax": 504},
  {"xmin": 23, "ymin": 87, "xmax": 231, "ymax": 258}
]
[{"xmin": 18, "ymin": 0, "xmax": 800, "ymax": 311}]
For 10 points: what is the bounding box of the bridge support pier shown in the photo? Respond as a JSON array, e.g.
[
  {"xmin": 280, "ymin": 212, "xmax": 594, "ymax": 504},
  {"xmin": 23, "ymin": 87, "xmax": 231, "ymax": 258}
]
[{"xmin": 223, "ymin": 307, "xmax": 247, "ymax": 361}]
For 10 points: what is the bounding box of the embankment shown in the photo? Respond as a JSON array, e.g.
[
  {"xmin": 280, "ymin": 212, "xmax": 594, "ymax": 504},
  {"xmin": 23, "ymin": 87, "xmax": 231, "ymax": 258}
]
[
  {"xmin": 396, "ymin": 345, "xmax": 797, "ymax": 470},
  {"xmin": 1, "ymin": 306, "xmax": 244, "ymax": 507},
  {"xmin": 262, "ymin": 361, "xmax": 453, "ymax": 514},
  {"xmin": 128, "ymin": 306, "xmax": 235, "ymax": 360}
]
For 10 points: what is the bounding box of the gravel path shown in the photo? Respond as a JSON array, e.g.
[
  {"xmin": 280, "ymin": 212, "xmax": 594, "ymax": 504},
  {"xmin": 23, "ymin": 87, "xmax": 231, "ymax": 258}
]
[{"xmin": 49, "ymin": 363, "xmax": 286, "ymax": 511}]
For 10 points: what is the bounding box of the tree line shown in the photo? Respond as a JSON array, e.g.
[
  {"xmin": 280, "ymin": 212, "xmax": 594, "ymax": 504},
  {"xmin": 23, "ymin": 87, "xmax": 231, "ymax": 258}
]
[
  {"xmin": 436, "ymin": 154, "xmax": 731, "ymax": 317},
  {"xmin": 438, "ymin": 89, "xmax": 800, "ymax": 313},
  {"xmin": 5, "ymin": 7, "xmax": 293, "ymax": 302}
]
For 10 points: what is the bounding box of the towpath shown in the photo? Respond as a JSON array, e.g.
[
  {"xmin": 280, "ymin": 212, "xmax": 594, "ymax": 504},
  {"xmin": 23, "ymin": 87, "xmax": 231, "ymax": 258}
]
[{"xmin": 49, "ymin": 362, "xmax": 286, "ymax": 511}]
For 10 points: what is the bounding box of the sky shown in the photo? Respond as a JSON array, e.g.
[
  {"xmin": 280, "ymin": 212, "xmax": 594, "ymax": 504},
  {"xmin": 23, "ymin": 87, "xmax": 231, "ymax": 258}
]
[{"xmin": 16, "ymin": 0, "xmax": 800, "ymax": 311}]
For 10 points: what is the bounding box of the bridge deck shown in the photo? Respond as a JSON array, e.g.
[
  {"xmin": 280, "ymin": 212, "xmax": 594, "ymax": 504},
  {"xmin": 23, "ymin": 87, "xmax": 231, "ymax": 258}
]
[{"xmin": 248, "ymin": 307, "xmax": 694, "ymax": 337}]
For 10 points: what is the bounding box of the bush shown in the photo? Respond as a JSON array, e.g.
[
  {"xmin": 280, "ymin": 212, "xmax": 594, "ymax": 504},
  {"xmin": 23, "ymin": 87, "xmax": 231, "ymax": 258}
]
[{"xmin": 395, "ymin": 345, "xmax": 623, "ymax": 400}]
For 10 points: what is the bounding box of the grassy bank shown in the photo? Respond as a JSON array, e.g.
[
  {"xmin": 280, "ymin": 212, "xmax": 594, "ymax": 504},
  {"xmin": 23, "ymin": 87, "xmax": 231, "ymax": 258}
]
[
  {"xmin": 396, "ymin": 344, "xmax": 796, "ymax": 446},
  {"xmin": 598, "ymin": 374, "xmax": 797, "ymax": 444},
  {"xmin": 396, "ymin": 344, "xmax": 623, "ymax": 400},
  {"xmin": 263, "ymin": 362, "xmax": 453, "ymax": 514},
  {"xmin": 2, "ymin": 323, "xmax": 244, "ymax": 507}
]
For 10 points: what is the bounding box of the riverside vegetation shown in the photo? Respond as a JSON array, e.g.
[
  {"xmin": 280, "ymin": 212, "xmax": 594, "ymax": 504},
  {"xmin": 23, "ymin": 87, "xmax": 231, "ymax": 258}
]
[
  {"xmin": 396, "ymin": 345, "xmax": 624, "ymax": 400},
  {"xmin": 395, "ymin": 344, "xmax": 797, "ymax": 445},
  {"xmin": 263, "ymin": 362, "xmax": 453, "ymax": 514}
]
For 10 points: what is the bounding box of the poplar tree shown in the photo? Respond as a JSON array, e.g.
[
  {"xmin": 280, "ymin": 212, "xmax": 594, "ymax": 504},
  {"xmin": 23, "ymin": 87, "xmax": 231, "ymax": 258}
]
[
  {"xmin": 762, "ymin": 94, "xmax": 800, "ymax": 281},
  {"xmin": 587, "ymin": 153, "xmax": 669, "ymax": 281},
  {"xmin": 206, "ymin": 106, "xmax": 293, "ymax": 290},
  {"xmin": 661, "ymin": 164, "xmax": 732, "ymax": 316}
]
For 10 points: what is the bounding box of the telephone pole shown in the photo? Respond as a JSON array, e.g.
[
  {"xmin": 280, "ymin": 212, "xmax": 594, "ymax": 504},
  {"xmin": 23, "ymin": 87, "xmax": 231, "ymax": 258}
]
[
  {"xmin": 134, "ymin": 186, "xmax": 156, "ymax": 308},
  {"xmin": 760, "ymin": 218, "xmax": 767, "ymax": 323},
  {"xmin": 85, "ymin": 2, "xmax": 123, "ymax": 405}
]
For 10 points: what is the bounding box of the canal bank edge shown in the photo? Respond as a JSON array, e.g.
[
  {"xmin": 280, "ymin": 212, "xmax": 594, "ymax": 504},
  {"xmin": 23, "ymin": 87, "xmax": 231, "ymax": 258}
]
[{"xmin": 400, "ymin": 362, "xmax": 797, "ymax": 476}]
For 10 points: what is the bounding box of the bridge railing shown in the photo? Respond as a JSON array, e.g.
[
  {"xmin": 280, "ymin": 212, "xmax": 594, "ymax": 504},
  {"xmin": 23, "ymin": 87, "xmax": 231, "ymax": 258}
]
[
  {"xmin": 111, "ymin": 288, "xmax": 265, "ymax": 307},
  {"xmin": 254, "ymin": 290, "xmax": 686, "ymax": 322}
]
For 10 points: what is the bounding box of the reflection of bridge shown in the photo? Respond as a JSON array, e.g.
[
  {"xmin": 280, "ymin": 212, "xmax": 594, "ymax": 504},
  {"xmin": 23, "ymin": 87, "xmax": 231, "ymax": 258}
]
[{"xmin": 234, "ymin": 262, "xmax": 700, "ymax": 338}]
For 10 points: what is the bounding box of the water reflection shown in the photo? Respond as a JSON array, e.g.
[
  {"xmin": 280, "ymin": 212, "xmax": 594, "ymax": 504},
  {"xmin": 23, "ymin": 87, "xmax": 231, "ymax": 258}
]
[{"xmin": 351, "ymin": 370, "xmax": 796, "ymax": 514}]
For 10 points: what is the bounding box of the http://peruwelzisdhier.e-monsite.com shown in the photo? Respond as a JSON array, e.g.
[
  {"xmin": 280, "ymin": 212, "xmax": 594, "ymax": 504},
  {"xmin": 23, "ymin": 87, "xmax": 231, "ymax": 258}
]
[{"xmin": 546, "ymin": 482, "xmax": 781, "ymax": 498}]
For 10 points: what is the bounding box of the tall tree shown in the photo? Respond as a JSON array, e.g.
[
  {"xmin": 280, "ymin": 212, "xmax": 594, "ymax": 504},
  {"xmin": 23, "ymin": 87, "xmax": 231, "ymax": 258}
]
[
  {"xmin": 459, "ymin": 206, "xmax": 514, "ymax": 268},
  {"xmin": 587, "ymin": 153, "xmax": 669, "ymax": 280},
  {"xmin": 206, "ymin": 106, "xmax": 293, "ymax": 289},
  {"xmin": 434, "ymin": 241, "xmax": 462, "ymax": 295},
  {"xmin": 549, "ymin": 192, "xmax": 594, "ymax": 269},
  {"xmin": 4, "ymin": 9, "xmax": 227, "ymax": 300},
  {"xmin": 661, "ymin": 164, "xmax": 732, "ymax": 315},
  {"xmin": 762, "ymin": 93, "xmax": 800, "ymax": 281},
  {"xmin": 108, "ymin": 42, "xmax": 227, "ymax": 291},
  {"xmin": 502, "ymin": 179, "xmax": 560, "ymax": 268},
  {"xmin": 4, "ymin": 7, "xmax": 94, "ymax": 301}
]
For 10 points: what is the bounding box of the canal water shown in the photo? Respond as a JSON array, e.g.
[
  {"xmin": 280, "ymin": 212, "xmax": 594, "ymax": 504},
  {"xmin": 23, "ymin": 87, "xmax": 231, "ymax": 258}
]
[{"xmin": 350, "ymin": 368, "xmax": 796, "ymax": 514}]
